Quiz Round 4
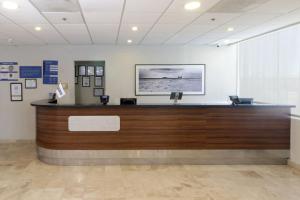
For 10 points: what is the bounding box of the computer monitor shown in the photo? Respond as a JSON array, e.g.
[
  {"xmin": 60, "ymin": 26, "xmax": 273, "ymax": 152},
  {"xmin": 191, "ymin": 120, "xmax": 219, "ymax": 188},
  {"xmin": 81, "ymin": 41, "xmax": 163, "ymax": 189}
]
[
  {"xmin": 120, "ymin": 98, "xmax": 137, "ymax": 105},
  {"xmin": 229, "ymin": 96, "xmax": 253, "ymax": 106},
  {"xmin": 100, "ymin": 95, "xmax": 109, "ymax": 105},
  {"xmin": 170, "ymin": 92, "xmax": 183, "ymax": 104}
]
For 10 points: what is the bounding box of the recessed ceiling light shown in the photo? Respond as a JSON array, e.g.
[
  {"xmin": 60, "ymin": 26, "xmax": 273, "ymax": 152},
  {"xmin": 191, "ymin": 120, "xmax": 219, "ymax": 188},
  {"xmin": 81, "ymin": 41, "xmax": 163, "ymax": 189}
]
[
  {"xmin": 227, "ymin": 27, "xmax": 234, "ymax": 32},
  {"xmin": 35, "ymin": 26, "xmax": 42, "ymax": 31},
  {"xmin": 127, "ymin": 39, "xmax": 132, "ymax": 44},
  {"xmin": 131, "ymin": 26, "xmax": 138, "ymax": 31},
  {"xmin": 184, "ymin": 1, "xmax": 201, "ymax": 10},
  {"xmin": 2, "ymin": 1, "xmax": 18, "ymax": 10}
]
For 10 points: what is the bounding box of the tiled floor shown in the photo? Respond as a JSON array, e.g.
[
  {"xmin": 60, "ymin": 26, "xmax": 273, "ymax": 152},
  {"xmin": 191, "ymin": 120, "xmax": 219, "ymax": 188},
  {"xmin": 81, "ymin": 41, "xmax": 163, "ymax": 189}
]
[{"xmin": 1, "ymin": 143, "xmax": 300, "ymax": 200}]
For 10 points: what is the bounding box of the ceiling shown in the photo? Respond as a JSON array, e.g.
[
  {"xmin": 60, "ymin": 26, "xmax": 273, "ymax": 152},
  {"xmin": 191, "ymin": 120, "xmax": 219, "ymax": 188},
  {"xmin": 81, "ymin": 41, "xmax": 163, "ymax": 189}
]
[{"xmin": 0, "ymin": 0, "xmax": 300, "ymax": 46}]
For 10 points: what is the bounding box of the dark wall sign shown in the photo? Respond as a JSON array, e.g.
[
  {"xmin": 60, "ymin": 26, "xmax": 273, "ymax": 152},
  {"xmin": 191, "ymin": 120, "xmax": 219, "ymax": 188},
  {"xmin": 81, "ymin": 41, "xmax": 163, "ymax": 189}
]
[
  {"xmin": 19, "ymin": 66, "xmax": 42, "ymax": 78},
  {"xmin": 43, "ymin": 60, "xmax": 58, "ymax": 84}
]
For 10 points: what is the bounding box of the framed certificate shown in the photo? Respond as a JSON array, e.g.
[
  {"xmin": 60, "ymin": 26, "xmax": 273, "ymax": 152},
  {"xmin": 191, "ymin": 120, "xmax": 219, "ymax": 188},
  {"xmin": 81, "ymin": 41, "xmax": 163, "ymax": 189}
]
[
  {"xmin": 95, "ymin": 66, "xmax": 104, "ymax": 76},
  {"xmin": 25, "ymin": 79, "xmax": 37, "ymax": 89},
  {"xmin": 94, "ymin": 76, "xmax": 102, "ymax": 87},
  {"xmin": 79, "ymin": 65, "xmax": 86, "ymax": 76},
  {"xmin": 87, "ymin": 66, "xmax": 95, "ymax": 76},
  {"xmin": 75, "ymin": 66, "xmax": 79, "ymax": 76},
  {"xmin": 10, "ymin": 83, "xmax": 23, "ymax": 101},
  {"xmin": 82, "ymin": 76, "xmax": 90, "ymax": 87},
  {"xmin": 93, "ymin": 88, "xmax": 104, "ymax": 97}
]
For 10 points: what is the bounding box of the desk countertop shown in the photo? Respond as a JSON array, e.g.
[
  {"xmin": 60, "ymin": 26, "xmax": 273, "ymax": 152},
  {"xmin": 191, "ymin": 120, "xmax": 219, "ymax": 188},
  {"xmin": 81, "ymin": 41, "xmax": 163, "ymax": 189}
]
[{"xmin": 31, "ymin": 99, "xmax": 294, "ymax": 108}]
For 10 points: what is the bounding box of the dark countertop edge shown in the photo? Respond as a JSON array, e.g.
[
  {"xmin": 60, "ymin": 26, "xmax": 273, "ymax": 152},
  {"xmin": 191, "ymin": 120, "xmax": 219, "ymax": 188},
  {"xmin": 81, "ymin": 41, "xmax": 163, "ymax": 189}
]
[{"xmin": 31, "ymin": 100, "xmax": 295, "ymax": 108}]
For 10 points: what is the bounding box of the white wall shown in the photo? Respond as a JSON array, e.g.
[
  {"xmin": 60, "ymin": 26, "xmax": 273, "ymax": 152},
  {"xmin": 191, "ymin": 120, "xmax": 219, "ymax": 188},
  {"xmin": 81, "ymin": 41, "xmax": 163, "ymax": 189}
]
[{"xmin": 0, "ymin": 45, "xmax": 237, "ymax": 140}]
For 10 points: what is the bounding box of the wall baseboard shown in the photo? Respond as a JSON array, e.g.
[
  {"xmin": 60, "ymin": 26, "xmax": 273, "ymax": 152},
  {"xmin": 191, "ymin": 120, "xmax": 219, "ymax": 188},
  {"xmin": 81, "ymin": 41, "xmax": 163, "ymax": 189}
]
[
  {"xmin": 38, "ymin": 147, "xmax": 289, "ymax": 166},
  {"xmin": 288, "ymin": 159, "xmax": 300, "ymax": 170},
  {"xmin": 0, "ymin": 140, "xmax": 35, "ymax": 144}
]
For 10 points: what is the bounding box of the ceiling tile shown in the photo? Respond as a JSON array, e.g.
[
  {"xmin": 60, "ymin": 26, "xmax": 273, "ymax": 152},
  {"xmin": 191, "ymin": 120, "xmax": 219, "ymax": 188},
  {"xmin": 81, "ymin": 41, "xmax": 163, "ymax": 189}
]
[
  {"xmin": 228, "ymin": 13, "xmax": 279, "ymax": 26},
  {"xmin": 30, "ymin": 0, "xmax": 80, "ymax": 12},
  {"xmin": 150, "ymin": 24, "xmax": 183, "ymax": 34},
  {"xmin": 118, "ymin": 24, "xmax": 152, "ymax": 44},
  {"xmin": 84, "ymin": 12, "xmax": 121, "ymax": 24},
  {"xmin": 165, "ymin": 25, "xmax": 215, "ymax": 44},
  {"xmin": 190, "ymin": 36, "xmax": 221, "ymax": 45},
  {"xmin": 0, "ymin": 0, "xmax": 47, "ymax": 24},
  {"xmin": 122, "ymin": 12, "xmax": 160, "ymax": 24},
  {"xmin": 0, "ymin": 14, "xmax": 11, "ymax": 24},
  {"xmin": 0, "ymin": 24, "xmax": 44, "ymax": 44},
  {"xmin": 88, "ymin": 24, "xmax": 118, "ymax": 44},
  {"xmin": 55, "ymin": 24, "xmax": 91, "ymax": 44},
  {"xmin": 120, "ymin": 24, "xmax": 151, "ymax": 34},
  {"xmin": 167, "ymin": 0, "xmax": 222, "ymax": 14},
  {"xmin": 193, "ymin": 12, "xmax": 240, "ymax": 25},
  {"xmin": 250, "ymin": 0, "xmax": 300, "ymax": 14},
  {"xmin": 159, "ymin": 12, "xmax": 200, "ymax": 24},
  {"xmin": 43, "ymin": 12, "xmax": 84, "ymax": 24},
  {"xmin": 208, "ymin": 0, "xmax": 269, "ymax": 13},
  {"xmin": 22, "ymin": 24, "xmax": 67, "ymax": 44},
  {"xmin": 142, "ymin": 35, "xmax": 170, "ymax": 45},
  {"xmin": 229, "ymin": 9, "xmax": 300, "ymax": 42},
  {"xmin": 125, "ymin": 0, "xmax": 172, "ymax": 12},
  {"xmin": 79, "ymin": 0, "xmax": 124, "ymax": 12}
]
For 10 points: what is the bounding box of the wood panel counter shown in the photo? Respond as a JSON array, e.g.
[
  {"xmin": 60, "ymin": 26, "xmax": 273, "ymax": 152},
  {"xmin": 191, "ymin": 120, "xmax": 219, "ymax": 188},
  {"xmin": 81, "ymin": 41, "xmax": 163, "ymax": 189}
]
[{"xmin": 31, "ymin": 100, "xmax": 293, "ymax": 165}]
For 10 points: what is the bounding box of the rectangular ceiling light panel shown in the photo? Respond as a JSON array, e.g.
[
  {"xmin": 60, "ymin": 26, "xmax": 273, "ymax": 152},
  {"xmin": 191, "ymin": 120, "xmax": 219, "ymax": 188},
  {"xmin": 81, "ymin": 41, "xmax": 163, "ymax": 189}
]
[{"xmin": 30, "ymin": 0, "xmax": 80, "ymax": 12}]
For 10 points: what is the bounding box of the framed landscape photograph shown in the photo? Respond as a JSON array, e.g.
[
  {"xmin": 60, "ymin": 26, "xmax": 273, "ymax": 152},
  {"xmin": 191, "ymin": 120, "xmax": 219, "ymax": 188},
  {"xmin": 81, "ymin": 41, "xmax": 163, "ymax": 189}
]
[{"xmin": 135, "ymin": 64, "xmax": 205, "ymax": 96}]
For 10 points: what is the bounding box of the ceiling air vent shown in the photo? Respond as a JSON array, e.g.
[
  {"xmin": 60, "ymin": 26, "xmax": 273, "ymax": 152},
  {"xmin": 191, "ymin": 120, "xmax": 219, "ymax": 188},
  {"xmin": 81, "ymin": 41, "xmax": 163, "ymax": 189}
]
[
  {"xmin": 30, "ymin": 0, "xmax": 80, "ymax": 12},
  {"xmin": 208, "ymin": 0, "xmax": 270, "ymax": 13}
]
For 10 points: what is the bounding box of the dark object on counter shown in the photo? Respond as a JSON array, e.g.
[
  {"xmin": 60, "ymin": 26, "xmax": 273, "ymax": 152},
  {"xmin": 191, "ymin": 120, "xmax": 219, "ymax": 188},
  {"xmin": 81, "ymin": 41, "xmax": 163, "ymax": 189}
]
[
  {"xmin": 48, "ymin": 93, "xmax": 57, "ymax": 104},
  {"xmin": 120, "ymin": 98, "xmax": 137, "ymax": 105},
  {"xmin": 170, "ymin": 92, "xmax": 183, "ymax": 104},
  {"xmin": 100, "ymin": 95, "xmax": 109, "ymax": 105},
  {"xmin": 229, "ymin": 96, "xmax": 253, "ymax": 106}
]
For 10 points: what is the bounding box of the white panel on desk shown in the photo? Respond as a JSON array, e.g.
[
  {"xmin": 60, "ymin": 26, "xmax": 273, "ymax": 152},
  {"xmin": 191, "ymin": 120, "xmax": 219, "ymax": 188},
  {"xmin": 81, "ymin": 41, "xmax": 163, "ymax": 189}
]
[{"xmin": 68, "ymin": 116, "xmax": 120, "ymax": 132}]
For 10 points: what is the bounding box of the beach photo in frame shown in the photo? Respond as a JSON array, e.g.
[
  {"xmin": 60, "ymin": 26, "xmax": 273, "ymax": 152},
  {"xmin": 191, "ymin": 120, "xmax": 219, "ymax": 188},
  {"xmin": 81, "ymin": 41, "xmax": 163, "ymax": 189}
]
[{"xmin": 135, "ymin": 64, "xmax": 205, "ymax": 96}]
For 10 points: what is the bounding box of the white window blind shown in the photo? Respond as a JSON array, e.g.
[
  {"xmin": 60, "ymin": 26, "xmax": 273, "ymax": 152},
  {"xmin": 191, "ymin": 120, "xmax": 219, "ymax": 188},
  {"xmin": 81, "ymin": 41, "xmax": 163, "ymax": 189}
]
[{"xmin": 238, "ymin": 24, "xmax": 300, "ymax": 115}]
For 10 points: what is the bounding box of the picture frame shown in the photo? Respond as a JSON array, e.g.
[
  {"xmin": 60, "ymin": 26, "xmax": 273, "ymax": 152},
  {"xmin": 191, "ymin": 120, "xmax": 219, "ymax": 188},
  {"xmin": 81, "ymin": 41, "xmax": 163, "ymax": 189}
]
[
  {"xmin": 10, "ymin": 82, "xmax": 23, "ymax": 101},
  {"xmin": 87, "ymin": 66, "xmax": 95, "ymax": 76},
  {"xmin": 94, "ymin": 76, "xmax": 103, "ymax": 87},
  {"xmin": 25, "ymin": 79, "xmax": 37, "ymax": 89},
  {"xmin": 79, "ymin": 65, "xmax": 86, "ymax": 76},
  {"xmin": 135, "ymin": 64, "xmax": 206, "ymax": 96},
  {"xmin": 82, "ymin": 76, "xmax": 90, "ymax": 87},
  {"xmin": 95, "ymin": 66, "xmax": 104, "ymax": 76},
  {"xmin": 75, "ymin": 66, "xmax": 79, "ymax": 76},
  {"xmin": 93, "ymin": 88, "xmax": 104, "ymax": 97}
]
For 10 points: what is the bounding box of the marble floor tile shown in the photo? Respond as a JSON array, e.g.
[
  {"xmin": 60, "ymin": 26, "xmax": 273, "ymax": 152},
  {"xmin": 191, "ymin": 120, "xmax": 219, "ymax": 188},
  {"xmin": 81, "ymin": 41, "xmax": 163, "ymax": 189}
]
[{"xmin": 0, "ymin": 143, "xmax": 300, "ymax": 200}]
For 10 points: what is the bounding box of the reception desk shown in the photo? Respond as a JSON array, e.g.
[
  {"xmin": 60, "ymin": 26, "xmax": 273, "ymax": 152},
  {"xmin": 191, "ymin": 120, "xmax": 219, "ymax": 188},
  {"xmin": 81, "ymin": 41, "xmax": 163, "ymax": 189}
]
[{"xmin": 31, "ymin": 100, "xmax": 293, "ymax": 165}]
